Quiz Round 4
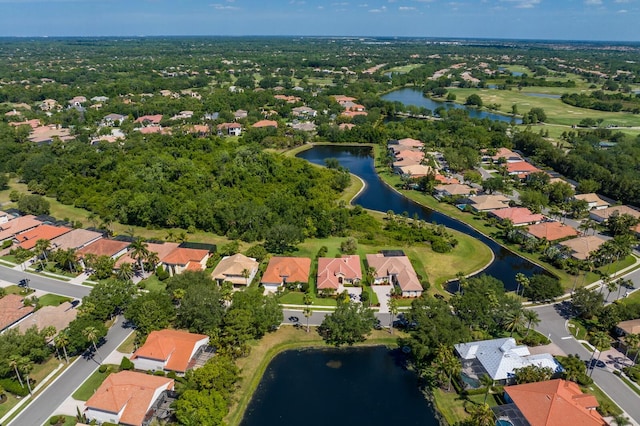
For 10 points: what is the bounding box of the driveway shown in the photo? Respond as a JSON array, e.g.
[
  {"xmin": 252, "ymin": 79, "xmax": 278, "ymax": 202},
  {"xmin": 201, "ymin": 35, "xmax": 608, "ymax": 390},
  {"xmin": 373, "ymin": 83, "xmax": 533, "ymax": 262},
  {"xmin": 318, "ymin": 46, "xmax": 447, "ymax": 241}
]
[{"xmin": 371, "ymin": 285, "xmax": 392, "ymax": 313}]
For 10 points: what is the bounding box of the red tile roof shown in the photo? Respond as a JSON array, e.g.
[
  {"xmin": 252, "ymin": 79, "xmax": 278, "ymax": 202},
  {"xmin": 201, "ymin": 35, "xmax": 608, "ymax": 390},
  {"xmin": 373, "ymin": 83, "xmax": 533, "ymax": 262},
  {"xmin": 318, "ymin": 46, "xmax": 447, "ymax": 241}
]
[
  {"xmin": 506, "ymin": 161, "xmax": 541, "ymax": 175},
  {"xmin": 261, "ymin": 257, "xmax": 311, "ymax": 285},
  {"xmin": 317, "ymin": 255, "xmax": 362, "ymax": 290},
  {"xmin": 134, "ymin": 114, "xmax": 163, "ymax": 124},
  {"xmin": 15, "ymin": 224, "xmax": 72, "ymax": 250},
  {"xmin": 526, "ymin": 221, "xmax": 579, "ymax": 241},
  {"xmin": 0, "ymin": 294, "xmax": 35, "ymax": 331},
  {"xmin": 131, "ymin": 329, "xmax": 209, "ymax": 373},
  {"xmin": 490, "ymin": 207, "xmax": 545, "ymax": 226},
  {"xmin": 0, "ymin": 215, "xmax": 42, "ymax": 242},
  {"xmin": 77, "ymin": 239, "xmax": 130, "ymax": 258},
  {"xmin": 162, "ymin": 247, "xmax": 209, "ymax": 266},
  {"xmin": 252, "ymin": 119, "xmax": 278, "ymax": 128},
  {"xmin": 505, "ymin": 379, "xmax": 607, "ymax": 426},
  {"xmin": 85, "ymin": 371, "xmax": 173, "ymax": 426},
  {"xmin": 434, "ymin": 174, "xmax": 460, "ymax": 184},
  {"xmin": 115, "ymin": 242, "xmax": 179, "ymax": 268}
]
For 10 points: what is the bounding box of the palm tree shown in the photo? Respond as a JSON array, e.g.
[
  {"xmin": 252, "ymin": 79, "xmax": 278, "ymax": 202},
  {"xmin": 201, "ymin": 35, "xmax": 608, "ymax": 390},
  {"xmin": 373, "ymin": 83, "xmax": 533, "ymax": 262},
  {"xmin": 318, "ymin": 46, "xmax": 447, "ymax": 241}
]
[
  {"xmin": 434, "ymin": 345, "xmax": 460, "ymax": 392},
  {"xmin": 614, "ymin": 414, "xmax": 631, "ymax": 426},
  {"xmin": 9, "ymin": 355, "xmax": 24, "ymax": 387},
  {"xmin": 117, "ymin": 262, "xmax": 135, "ymax": 282},
  {"xmin": 19, "ymin": 358, "xmax": 33, "ymax": 394},
  {"xmin": 34, "ymin": 238, "xmax": 51, "ymax": 269},
  {"xmin": 523, "ymin": 310, "xmax": 540, "ymax": 337},
  {"xmin": 589, "ymin": 331, "xmax": 610, "ymax": 377},
  {"xmin": 624, "ymin": 333, "xmax": 640, "ymax": 359},
  {"xmin": 468, "ymin": 403, "xmax": 495, "ymax": 426},
  {"xmin": 303, "ymin": 293, "xmax": 313, "ymax": 333},
  {"xmin": 83, "ymin": 326, "xmax": 99, "ymax": 353},
  {"xmin": 515, "ymin": 273, "xmax": 529, "ymax": 297},
  {"xmin": 388, "ymin": 298, "xmax": 398, "ymax": 335},
  {"xmin": 130, "ymin": 238, "xmax": 150, "ymax": 274},
  {"xmin": 504, "ymin": 309, "xmax": 526, "ymax": 337},
  {"xmin": 242, "ymin": 268, "xmax": 251, "ymax": 286},
  {"xmin": 456, "ymin": 271, "xmax": 466, "ymax": 293},
  {"xmin": 55, "ymin": 331, "xmax": 70, "ymax": 363},
  {"xmin": 479, "ymin": 373, "xmax": 494, "ymax": 404},
  {"xmin": 146, "ymin": 251, "xmax": 160, "ymax": 272},
  {"xmin": 606, "ymin": 279, "xmax": 618, "ymax": 301}
]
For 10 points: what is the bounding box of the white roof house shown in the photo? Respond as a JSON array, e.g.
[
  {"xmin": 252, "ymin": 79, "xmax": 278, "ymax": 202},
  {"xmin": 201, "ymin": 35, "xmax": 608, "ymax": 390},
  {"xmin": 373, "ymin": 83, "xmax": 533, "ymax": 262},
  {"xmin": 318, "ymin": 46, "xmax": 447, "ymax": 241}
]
[{"xmin": 455, "ymin": 337, "xmax": 562, "ymax": 382}]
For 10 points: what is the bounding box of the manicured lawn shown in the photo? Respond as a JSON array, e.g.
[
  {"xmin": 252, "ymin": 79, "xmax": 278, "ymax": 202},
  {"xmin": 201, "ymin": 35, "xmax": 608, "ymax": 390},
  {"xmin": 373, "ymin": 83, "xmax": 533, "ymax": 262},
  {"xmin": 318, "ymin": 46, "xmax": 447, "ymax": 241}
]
[
  {"xmin": 72, "ymin": 365, "xmax": 118, "ymax": 401},
  {"xmin": 433, "ymin": 388, "xmax": 470, "ymax": 425},
  {"xmin": 583, "ymin": 383, "xmax": 623, "ymax": 416},
  {"xmin": 278, "ymin": 291, "xmax": 337, "ymax": 306},
  {"xmin": 227, "ymin": 326, "xmax": 404, "ymax": 426},
  {"xmin": 139, "ymin": 274, "xmax": 166, "ymax": 293},
  {"xmin": 37, "ymin": 294, "xmax": 71, "ymax": 307},
  {"xmin": 117, "ymin": 331, "xmax": 137, "ymax": 354},
  {"xmin": 46, "ymin": 415, "xmax": 77, "ymax": 426},
  {"xmin": 568, "ymin": 319, "xmax": 588, "ymax": 340},
  {"xmin": 386, "ymin": 64, "xmax": 424, "ymax": 74},
  {"xmin": 0, "ymin": 393, "xmax": 20, "ymax": 419},
  {"xmin": 2, "ymin": 285, "xmax": 35, "ymax": 296}
]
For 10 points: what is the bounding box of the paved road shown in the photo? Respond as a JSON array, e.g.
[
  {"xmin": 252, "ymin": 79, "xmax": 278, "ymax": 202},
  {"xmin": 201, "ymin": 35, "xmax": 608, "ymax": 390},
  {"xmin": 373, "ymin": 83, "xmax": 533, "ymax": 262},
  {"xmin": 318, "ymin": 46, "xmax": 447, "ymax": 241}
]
[
  {"xmin": 0, "ymin": 264, "xmax": 91, "ymax": 299},
  {"xmin": 533, "ymin": 298, "xmax": 640, "ymax": 423},
  {"xmin": 283, "ymin": 308, "xmax": 399, "ymax": 331},
  {"xmin": 7, "ymin": 317, "xmax": 133, "ymax": 426}
]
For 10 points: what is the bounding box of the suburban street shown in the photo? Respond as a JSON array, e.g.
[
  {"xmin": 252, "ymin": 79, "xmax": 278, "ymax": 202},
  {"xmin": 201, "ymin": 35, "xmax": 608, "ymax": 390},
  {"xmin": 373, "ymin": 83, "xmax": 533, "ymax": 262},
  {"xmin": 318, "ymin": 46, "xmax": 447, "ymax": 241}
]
[
  {"xmin": 0, "ymin": 264, "xmax": 91, "ymax": 299},
  {"xmin": 6, "ymin": 317, "xmax": 132, "ymax": 426},
  {"xmin": 533, "ymin": 267, "xmax": 640, "ymax": 424}
]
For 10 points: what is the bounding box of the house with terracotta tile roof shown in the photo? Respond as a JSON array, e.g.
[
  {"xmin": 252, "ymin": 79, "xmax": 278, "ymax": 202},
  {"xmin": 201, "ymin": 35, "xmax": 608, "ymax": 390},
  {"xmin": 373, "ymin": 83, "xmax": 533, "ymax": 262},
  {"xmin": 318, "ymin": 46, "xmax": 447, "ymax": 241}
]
[
  {"xmin": 525, "ymin": 221, "xmax": 579, "ymax": 242},
  {"xmin": 434, "ymin": 183, "xmax": 475, "ymax": 200},
  {"xmin": 506, "ymin": 161, "xmax": 542, "ymax": 179},
  {"xmin": 9, "ymin": 118, "xmax": 41, "ymax": 129},
  {"xmin": 574, "ymin": 193, "xmax": 610, "ymax": 211},
  {"xmin": 465, "ymin": 194, "xmax": 511, "ymax": 212},
  {"xmin": 217, "ymin": 122, "xmax": 242, "ymax": 136},
  {"xmin": 589, "ymin": 205, "xmax": 640, "ymax": 223},
  {"xmin": 486, "ymin": 147, "xmax": 523, "ymax": 163},
  {"xmin": 77, "ymin": 239, "xmax": 130, "ymax": 260},
  {"xmin": 130, "ymin": 330, "xmax": 210, "ymax": 374},
  {"xmin": 115, "ymin": 242, "xmax": 180, "ymax": 269},
  {"xmin": 49, "ymin": 228, "xmax": 103, "ymax": 251},
  {"xmin": 490, "ymin": 207, "xmax": 545, "ymax": 227},
  {"xmin": 0, "ymin": 215, "xmax": 42, "ymax": 243},
  {"xmin": 162, "ymin": 247, "xmax": 210, "ymax": 276},
  {"xmin": 292, "ymin": 106, "xmax": 317, "ymax": 117},
  {"xmin": 16, "ymin": 301, "xmax": 77, "ymax": 337},
  {"xmin": 0, "ymin": 294, "xmax": 35, "ymax": 331},
  {"xmin": 252, "ymin": 119, "xmax": 278, "ymax": 129},
  {"xmin": 84, "ymin": 371, "xmax": 174, "ymax": 426},
  {"xmin": 559, "ymin": 235, "xmax": 606, "ymax": 261},
  {"xmin": 28, "ymin": 125, "xmax": 74, "ymax": 144},
  {"xmin": 317, "ymin": 255, "xmax": 362, "ymax": 291},
  {"xmin": 366, "ymin": 253, "xmax": 423, "ymax": 297},
  {"xmin": 261, "ymin": 257, "xmax": 311, "ymax": 293},
  {"xmin": 102, "ymin": 113, "xmax": 126, "ymax": 126},
  {"xmin": 396, "ymin": 138, "xmax": 424, "ymax": 149},
  {"xmin": 134, "ymin": 114, "xmax": 163, "ymax": 126},
  {"xmin": 393, "ymin": 150, "xmax": 424, "ymax": 167},
  {"xmin": 434, "ymin": 174, "xmax": 460, "ymax": 185},
  {"xmin": 184, "ymin": 124, "xmax": 210, "ymax": 136},
  {"xmin": 332, "ymin": 95, "xmax": 357, "ymax": 104},
  {"xmin": 211, "ymin": 253, "xmax": 259, "ymax": 287},
  {"xmin": 496, "ymin": 379, "xmax": 608, "ymax": 426},
  {"xmin": 14, "ymin": 224, "xmax": 72, "ymax": 250}
]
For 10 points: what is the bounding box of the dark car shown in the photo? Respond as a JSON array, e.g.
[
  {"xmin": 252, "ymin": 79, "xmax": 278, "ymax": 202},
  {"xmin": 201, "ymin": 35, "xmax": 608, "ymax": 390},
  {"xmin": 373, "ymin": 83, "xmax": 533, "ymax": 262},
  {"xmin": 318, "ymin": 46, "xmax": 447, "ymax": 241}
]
[
  {"xmin": 587, "ymin": 359, "xmax": 606, "ymax": 369},
  {"xmin": 288, "ymin": 316, "xmax": 299, "ymax": 323},
  {"xmin": 18, "ymin": 278, "xmax": 30, "ymax": 287}
]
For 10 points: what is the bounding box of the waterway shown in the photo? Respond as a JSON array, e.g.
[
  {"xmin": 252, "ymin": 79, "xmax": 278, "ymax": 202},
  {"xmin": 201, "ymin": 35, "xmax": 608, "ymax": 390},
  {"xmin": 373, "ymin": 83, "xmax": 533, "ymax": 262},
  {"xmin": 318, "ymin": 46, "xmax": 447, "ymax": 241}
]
[
  {"xmin": 382, "ymin": 88, "xmax": 522, "ymax": 124},
  {"xmin": 298, "ymin": 145, "xmax": 546, "ymax": 291},
  {"xmin": 240, "ymin": 347, "xmax": 439, "ymax": 426}
]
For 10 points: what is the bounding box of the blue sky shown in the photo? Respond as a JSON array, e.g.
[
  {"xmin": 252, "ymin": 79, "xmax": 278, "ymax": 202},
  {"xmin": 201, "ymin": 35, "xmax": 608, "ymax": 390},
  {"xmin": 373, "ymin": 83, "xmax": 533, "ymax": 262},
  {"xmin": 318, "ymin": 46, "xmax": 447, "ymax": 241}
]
[{"xmin": 1, "ymin": 0, "xmax": 638, "ymax": 41}]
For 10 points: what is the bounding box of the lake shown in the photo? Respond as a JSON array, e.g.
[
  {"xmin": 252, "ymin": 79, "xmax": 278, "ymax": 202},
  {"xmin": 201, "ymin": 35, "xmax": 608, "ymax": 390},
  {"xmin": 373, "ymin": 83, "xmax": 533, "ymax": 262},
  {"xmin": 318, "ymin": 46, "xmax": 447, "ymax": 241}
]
[
  {"xmin": 382, "ymin": 88, "xmax": 522, "ymax": 124},
  {"xmin": 240, "ymin": 347, "xmax": 439, "ymax": 426},
  {"xmin": 298, "ymin": 145, "xmax": 546, "ymax": 291}
]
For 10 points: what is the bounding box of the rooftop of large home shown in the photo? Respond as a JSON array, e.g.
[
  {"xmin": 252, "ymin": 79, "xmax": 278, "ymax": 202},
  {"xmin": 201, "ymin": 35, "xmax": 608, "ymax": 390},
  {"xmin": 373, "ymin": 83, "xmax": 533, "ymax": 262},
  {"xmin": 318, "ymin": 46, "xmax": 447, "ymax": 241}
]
[
  {"xmin": 134, "ymin": 114, "xmax": 163, "ymax": 125},
  {"xmin": 589, "ymin": 205, "xmax": 640, "ymax": 222},
  {"xmin": 131, "ymin": 329, "xmax": 209, "ymax": 373},
  {"xmin": 490, "ymin": 207, "xmax": 545, "ymax": 226},
  {"xmin": 14, "ymin": 224, "xmax": 72, "ymax": 250},
  {"xmin": 506, "ymin": 161, "xmax": 542, "ymax": 177},
  {"xmin": 16, "ymin": 301, "xmax": 77, "ymax": 336},
  {"xmin": 455, "ymin": 337, "xmax": 561, "ymax": 382},
  {"xmin": 162, "ymin": 247, "xmax": 209, "ymax": 266},
  {"xmin": 210, "ymin": 253, "xmax": 259, "ymax": 286},
  {"xmin": 396, "ymin": 137, "xmax": 424, "ymax": 149},
  {"xmin": 84, "ymin": 371, "xmax": 174, "ymax": 426},
  {"xmin": 252, "ymin": 119, "xmax": 278, "ymax": 128},
  {"xmin": 316, "ymin": 255, "xmax": 362, "ymax": 290},
  {"xmin": 487, "ymin": 147, "xmax": 523, "ymax": 163},
  {"xmin": 365, "ymin": 253, "xmax": 422, "ymax": 293},
  {"xmin": 574, "ymin": 193, "xmax": 610, "ymax": 209},
  {"xmin": 616, "ymin": 319, "xmax": 640, "ymax": 335},
  {"xmin": 28, "ymin": 125, "xmax": 74, "ymax": 144},
  {"xmin": 558, "ymin": 235, "xmax": 607, "ymax": 260},
  {"xmin": 466, "ymin": 194, "xmax": 510, "ymax": 211},
  {"xmin": 434, "ymin": 183, "xmax": 475, "ymax": 196},
  {"xmin": 0, "ymin": 215, "xmax": 42, "ymax": 242},
  {"xmin": 0, "ymin": 294, "xmax": 35, "ymax": 331},
  {"xmin": 502, "ymin": 379, "xmax": 607, "ymax": 426},
  {"xmin": 395, "ymin": 164, "xmax": 433, "ymax": 177},
  {"xmin": 526, "ymin": 221, "xmax": 579, "ymax": 241},
  {"xmin": 261, "ymin": 257, "xmax": 311, "ymax": 285},
  {"xmin": 115, "ymin": 242, "xmax": 180, "ymax": 268},
  {"xmin": 77, "ymin": 238, "xmax": 130, "ymax": 259}
]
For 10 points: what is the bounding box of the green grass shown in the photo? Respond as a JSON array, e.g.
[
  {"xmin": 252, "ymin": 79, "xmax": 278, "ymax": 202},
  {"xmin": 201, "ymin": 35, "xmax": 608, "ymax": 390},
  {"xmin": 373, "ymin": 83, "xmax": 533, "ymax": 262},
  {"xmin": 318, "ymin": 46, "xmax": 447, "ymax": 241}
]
[
  {"xmin": 37, "ymin": 294, "xmax": 71, "ymax": 307},
  {"xmin": 583, "ymin": 383, "xmax": 623, "ymax": 416},
  {"xmin": 2, "ymin": 285, "xmax": 35, "ymax": 296},
  {"xmin": 433, "ymin": 388, "xmax": 470, "ymax": 425},
  {"xmin": 139, "ymin": 274, "xmax": 166, "ymax": 293},
  {"xmin": 568, "ymin": 319, "xmax": 588, "ymax": 340},
  {"xmin": 386, "ymin": 64, "xmax": 423, "ymax": 74},
  {"xmin": 617, "ymin": 373, "xmax": 640, "ymax": 397},
  {"xmin": 45, "ymin": 415, "xmax": 77, "ymax": 426},
  {"xmin": 72, "ymin": 365, "xmax": 117, "ymax": 401},
  {"xmin": 278, "ymin": 291, "xmax": 338, "ymax": 306},
  {"xmin": 117, "ymin": 332, "xmax": 137, "ymax": 354}
]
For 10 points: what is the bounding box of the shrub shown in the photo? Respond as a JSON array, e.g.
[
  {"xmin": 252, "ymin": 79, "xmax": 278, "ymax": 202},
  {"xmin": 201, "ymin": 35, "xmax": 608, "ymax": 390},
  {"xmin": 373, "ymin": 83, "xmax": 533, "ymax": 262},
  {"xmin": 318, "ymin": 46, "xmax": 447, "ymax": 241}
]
[
  {"xmin": 576, "ymin": 373, "xmax": 593, "ymax": 386},
  {"xmin": 119, "ymin": 356, "xmax": 134, "ymax": 371},
  {"xmin": 156, "ymin": 265, "xmax": 170, "ymax": 281},
  {"xmin": 1, "ymin": 240, "xmax": 12, "ymax": 249},
  {"xmin": 98, "ymin": 364, "xmax": 108, "ymax": 374},
  {"xmin": 0, "ymin": 378, "xmax": 29, "ymax": 397},
  {"xmin": 167, "ymin": 371, "xmax": 177, "ymax": 379},
  {"xmin": 153, "ymin": 370, "xmax": 166, "ymax": 376},
  {"xmin": 431, "ymin": 238, "xmax": 452, "ymax": 253}
]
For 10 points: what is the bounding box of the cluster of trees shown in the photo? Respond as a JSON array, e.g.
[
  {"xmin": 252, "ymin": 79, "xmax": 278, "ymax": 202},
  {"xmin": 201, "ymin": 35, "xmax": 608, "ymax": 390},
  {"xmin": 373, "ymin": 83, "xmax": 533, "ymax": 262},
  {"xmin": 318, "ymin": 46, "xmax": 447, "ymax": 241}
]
[
  {"xmin": 562, "ymin": 92, "xmax": 640, "ymax": 114},
  {"xmin": 0, "ymin": 326, "xmax": 53, "ymax": 395}
]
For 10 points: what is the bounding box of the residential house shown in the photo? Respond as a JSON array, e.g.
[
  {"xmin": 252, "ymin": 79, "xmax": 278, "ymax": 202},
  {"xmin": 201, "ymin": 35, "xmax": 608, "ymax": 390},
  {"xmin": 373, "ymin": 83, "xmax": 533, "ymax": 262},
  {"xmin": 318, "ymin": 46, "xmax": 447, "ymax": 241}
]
[
  {"xmin": 332, "ymin": 95, "xmax": 357, "ymax": 105},
  {"xmin": 366, "ymin": 253, "xmax": 423, "ymax": 298},
  {"xmin": 485, "ymin": 147, "xmax": 523, "ymax": 163},
  {"xmin": 68, "ymin": 96, "xmax": 87, "ymax": 106},
  {"xmin": 274, "ymin": 94, "xmax": 301, "ymax": 103},
  {"xmin": 0, "ymin": 210, "xmax": 12, "ymax": 224},
  {"xmin": 115, "ymin": 242, "xmax": 179, "ymax": 270},
  {"xmin": 210, "ymin": 253, "xmax": 259, "ymax": 287},
  {"xmin": 261, "ymin": 257, "xmax": 311, "ymax": 293},
  {"xmin": 525, "ymin": 222, "xmax": 579, "ymax": 242},
  {"xmin": 9, "ymin": 119, "xmax": 41, "ymax": 129},
  {"xmin": 171, "ymin": 110, "xmax": 194, "ymax": 120},
  {"xmin": 138, "ymin": 126, "xmax": 171, "ymax": 135},
  {"xmin": 50, "ymin": 228, "xmax": 103, "ymax": 251},
  {"xmin": 130, "ymin": 329, "xmax": 210, "ymax": 374},
  {"xmin": 291, "ymin": 122, "xmax": 317, "ymax": 132},
  {"xmin": 589, "ymin": 205, "xmax": 640, "ymax": 223},
  {"xmin": 0, "ymin": 294, "xmax": 35, "ymax": 332},
  {"xmin": 77, "ymin": 239, "xmax": 130, "ymax": 263},
  {"xmin": 14, "ymin": 224, "xmax": 72, "ymax": 250},
  {"xmin": 234, "ymin": 109, "xmax": 248, "ymax": 120},
  {"xmin": 28, "ymin": 125, "xmax": 74, "ymax": 144},
  {"xmin": 16, "ymin": 301, "xmax": 77, "ymax": 337},
  {"xmin": 615, "ymin": 319, "xmax": 640, "ymax": 337},
  {"xmin": 39, "ymin": 99, "xmax": 60, "ymax": 111},
  {"xmin": 465, "ymin": 194, "xmax": 510, "ymax": 212},
  {"xmin": 292, "ymin": 106, "xmax": 318, "ymax": 117},
  {"xmin": 454, "ymin": 337, "xmax": 562, "ymax": 385},
  {"xmin": 184, "ymin": 124, "xmax": 210, "ymax": 137},
  {"xmin": 396, "ymin": 138, "xmax": 425, "ymax": 150},
  {"xmin": 0, "ymin": 215, "xmax": 42, "ymax": 243},
  {"xmin": 161, "ymin": 247, "xmax": 210, "ymax": 276},
  {"xmin": 217, "ymin": 122, "xmax": 242, "ymax": 136},
  {"xmin": 495, "ymin": 379, "xmax": 608, "ymax": 426},
  {"xmin": 574, "ymin": 193, "xmax": 610, "ymax": 211},
  {"xmin": 134, "ymin": 114, "xmax": 163, "ymax": 126},
  {"xmin": 84, "ymin": 371, "xmax": 174, "ymax": 426},
  {"xmin": 490, "ymin": 207, "xmax": 545, "ymax": 227},
  {"xmin": 392, "ymin": 150, "xmax": 424, "ymax": 168},
  {"xmin": 396, "ymin": 164, "xmax": 433, "ymax": 178},
  {"xmin": 91, "ymin": 96, "xmax": 109, "ymax": 103},
  {"xmin": 434, "ymin": 174, "xmax": 460, "ymax": 185},
  {"xmin": 559, "ymin": 235, "xmax": 606, "ymax": 261},
  {"xmin": 339, "ymin": 123, "xmax": 356, "ymax": 131},
  {"xmin": 316, "ymin": 255, "xmax": 362, "ymax": 291},
  {"xmin": 506, "ymin": 161, "xmax": 542, "ymax": 179},
  {"xmin": 434, "ymin": 183, "xmax": 475, "ymax": 200},
  {"xmin": 252, "ymin": 119, "xmax": 278, "ymax": 129},
  {"xmin": 102, "ymin": 113, "xmax": 126, "ymax": 126}
]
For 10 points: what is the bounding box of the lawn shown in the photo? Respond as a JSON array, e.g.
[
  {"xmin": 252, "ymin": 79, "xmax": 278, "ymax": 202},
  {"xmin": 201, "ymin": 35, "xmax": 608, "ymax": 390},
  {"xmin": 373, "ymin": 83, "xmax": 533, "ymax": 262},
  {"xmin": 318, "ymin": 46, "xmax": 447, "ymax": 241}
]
[
  {"xmin": 583, "ymin": 383, "xmax": 623, "ymax": 416},
  {"xmin": 2, "ymin": 285, "xmax": 35, "ymax": 296},
  {"xmin": 278, "ymin": 291, "xmax": 337, "ymax": 306},
  {"xmin": 45, "ymin": 415, "xmax": 77, "ymax": 426},
  {"xmin": 117, "ymin": 331, "xmax": 137, "ymax": 354},
  {"xmin": 139, "ymin": 274, "xmax": 166, "ymax": 293},
  {"xmin": 568, "ymin": 319, "xmax": 588, "ymax": 340},
  {"xmin": 227, "ymin": 326, "xmax": 403, "ymax": 426},
  {"xmin": 386, "ymin": 64, "xmax": 424, "ymax": 74},
  {"xmin": 72, "ymin": 365, "xmax": 118, "ymax": 401},
  {"xmin": 37, "ymin": 294, "xmax": 71, "ymax": 307}
]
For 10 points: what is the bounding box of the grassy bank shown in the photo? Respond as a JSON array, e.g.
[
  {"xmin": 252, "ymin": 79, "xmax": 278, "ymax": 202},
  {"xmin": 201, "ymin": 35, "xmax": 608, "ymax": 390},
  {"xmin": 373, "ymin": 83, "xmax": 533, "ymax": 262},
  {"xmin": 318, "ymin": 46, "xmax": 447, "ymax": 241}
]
[{"xmin": 226, "ymin": 326, "xmax": 403, "ymax": 426}]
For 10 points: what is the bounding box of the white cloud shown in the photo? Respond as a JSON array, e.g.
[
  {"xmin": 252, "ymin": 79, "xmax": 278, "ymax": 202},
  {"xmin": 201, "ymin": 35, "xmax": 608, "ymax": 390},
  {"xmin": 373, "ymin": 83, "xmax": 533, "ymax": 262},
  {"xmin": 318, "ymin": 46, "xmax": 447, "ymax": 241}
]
[
  {"xmin": 584, "ymin": 0, "xmax": 602, "ymax": 4},
  {"xmin": 399, "ymin": 5, "xmax": 416, "ymax": 10},
  {"xmin": 617, "ymin": 8, "xmax": 628, "ymax": 12},
  {"xmin": 211, "ymin": 3, "xmax": 239, "ymax": 10},
  {"xmin": 369, "ymin": 5, "xmax": 387, "ymax": 12},
  {"xmin": 500, "ymin": 0, "xmax": 541, "ymax": 8}
]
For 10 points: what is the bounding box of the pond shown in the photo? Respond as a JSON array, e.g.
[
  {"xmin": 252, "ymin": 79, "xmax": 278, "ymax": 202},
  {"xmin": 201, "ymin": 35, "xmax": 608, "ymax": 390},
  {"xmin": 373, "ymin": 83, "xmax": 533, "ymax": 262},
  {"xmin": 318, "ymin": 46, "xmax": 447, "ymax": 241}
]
[
  {"xmin": 298, "ymin": 145, "xmax": 546, "ymax": 291},
  {"xmin": 382, "ymin": 88, "xmax": 522, "ymax": 124},
  {"xmin": 240, "ymin": 347, "xmax": 439, "ymax": 426},
  {"xmin": 524, "ymin": 93, "xmax": 561, "ymax": 99}
]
